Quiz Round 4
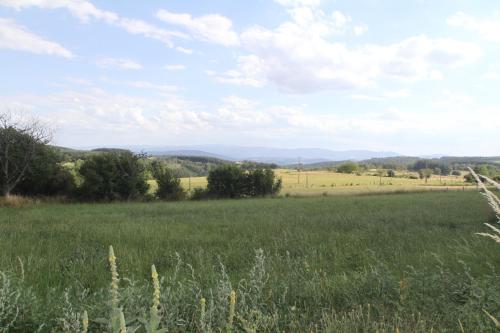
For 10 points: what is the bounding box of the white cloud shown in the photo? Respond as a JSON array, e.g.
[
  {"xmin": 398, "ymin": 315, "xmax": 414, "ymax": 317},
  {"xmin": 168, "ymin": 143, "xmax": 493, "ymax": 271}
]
[
  {"xmin": 482, "ymin": 71, "xmax": 500, "ymax": 80},
  {"xmin": 351, "ymin": 89, "xmax": 411, "ymax": 101},
  {"xmin": 175, "ymin": 46, "xmax": 193, "ymax": 54},
  {"xmin": 0, "ymin": 18, "xmax": 73, "ymax": 57},
  {"xmin": 101, "ymin": 78, "xmax": 179, "ymax": 94},
  {"xmin": 1, "ymin": 0, "xmax": 187, "ymax": 49},
  {"xmin": 448, "ymin": 12, "xmax": 500, "ymax": 43},
  {"xmin": 156, "ymin": 9, "xmax": 239, "ymax": 47},
  {"xmin": 274, "ymin": 0, "xmax": 322, "ymax": 7},
  {"xmin": 432, "ymin": 90, "xmax": 472, "ymax": 109},
  {"xmin": 163, "ymin": 64, "xmax": 186, "ymax": 71},
  {"xmin": 1, "ymin": 88, "xmax": 498, "ymax": 154},
  {"xmin": 96, "ymin": 57, "xmax": 143, "ymax": 70},
  {"xmin": 1, "ymin": 0, "xmax": 118, "ymax": 23},
  {"xmin": 215, "ymin": 55, "xmax": 266, "ymax": 87},
  {"xmin": 220, "ymin": 13, "xmax": 482, "ymax": 93},
  {"xmin": 353, "ymin": 24, "xmax": 368, "ymax": 36}
]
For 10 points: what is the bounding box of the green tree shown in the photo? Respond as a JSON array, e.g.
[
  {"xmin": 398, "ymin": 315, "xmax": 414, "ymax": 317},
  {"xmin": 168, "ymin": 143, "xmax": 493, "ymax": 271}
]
[
  {"xmin": 0, "ymin": 112, "xmax": 51, "ymax": 197},
  {"xmin": 78, "ymin": 151, "xmax": 149, "ymax": 201},
  {"xmin": 151, "ymin": 161, "xmax": 185, "ymax": 201},
  {"xmin": 387, "ymin": 169, "xmax": 396, "ymax": 177},
  {"xmin": 206, "ymin": 165, "xmax": 282, "ymax": 199},
  {"xmin": 14, "ymin": 145, "xmax": 75, "ymax": 196},
  {"xmin": 418, "ymin": 168, "xmax": 433, "ymax": 183},
  {"xmin": 244, "ymin": 168, "xmax": 282, "ymax": 197},
  {"xmin": 207, "ymin": 164, "xmax": 244, "ymax": 198},
  {"xmin": 336, "ymin": 162, "xmax": 359, "ymax": 174}
]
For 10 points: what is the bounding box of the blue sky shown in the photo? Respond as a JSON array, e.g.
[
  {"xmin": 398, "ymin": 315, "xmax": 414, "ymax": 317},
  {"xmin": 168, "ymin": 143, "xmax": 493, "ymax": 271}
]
[{"xmin": 0, "ymin": 0, "xmax": 499, "ymax": 155}]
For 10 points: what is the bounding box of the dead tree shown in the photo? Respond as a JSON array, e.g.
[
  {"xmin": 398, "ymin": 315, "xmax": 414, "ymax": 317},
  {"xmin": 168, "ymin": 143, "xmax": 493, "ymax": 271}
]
[{"xmin": 0, "ymin": 111, "xmax": 52, "ymax": 197}]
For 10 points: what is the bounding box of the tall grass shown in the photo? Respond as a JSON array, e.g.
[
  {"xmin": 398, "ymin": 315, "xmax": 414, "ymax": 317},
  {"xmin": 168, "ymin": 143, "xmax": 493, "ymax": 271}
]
[
  {"xmin": 468, "ymin": 167, "xmax": 500, "ymax": 243},
  {"xmin": 0, "ymin": 192, "xmax": 498, "ymax": 331}
]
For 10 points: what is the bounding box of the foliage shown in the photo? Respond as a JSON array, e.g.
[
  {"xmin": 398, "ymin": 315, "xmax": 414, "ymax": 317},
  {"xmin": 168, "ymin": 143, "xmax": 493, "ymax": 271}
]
[
  {"xmin": 0, "ymin": 112, "xmax": 51, "ymax": 196},
  {"xmin": 77, "ymin": 151, "xmax": 149, "ymax": 201},
  {"xmin": 336, "ymin": 162, "xmax": 359, "ymax": 174},
  {"xmin": 207, "ymin": 165, "xmax": 281, "ymax": 198},
  {"xmin": 14, "ymin": 145, "xmax": 75, "ymax": 197},
  {"xmin": 244, "ymin": 168, "xmax": 282, "ymax": 197},
  {"xmin": 386, "ymin": 169, "xmax": 396, "ymax": 177},
  {"xmin": 412, "ymin": 160, "xmax": 451, "ymax": 175},
  {"xmin": 151, "ymin": 161, "xmax": 185, "ymax": 201},
  {"xmin": 418, "ymin": 168, "xmax": 433, "ymax": 183},
  {"xmin": 0, "ymin": 193, "xmax": 499, "ymax": 332},
  {"xmin": 207, "ymin": 164, "xmax": 245, "ymax": 198}
]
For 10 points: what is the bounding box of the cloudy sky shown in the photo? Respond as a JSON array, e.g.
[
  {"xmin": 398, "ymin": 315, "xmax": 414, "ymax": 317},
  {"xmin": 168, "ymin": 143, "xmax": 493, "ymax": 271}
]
[{"xmin": 0, "ymin": 0, "xmax": 499, "ymax": 155}]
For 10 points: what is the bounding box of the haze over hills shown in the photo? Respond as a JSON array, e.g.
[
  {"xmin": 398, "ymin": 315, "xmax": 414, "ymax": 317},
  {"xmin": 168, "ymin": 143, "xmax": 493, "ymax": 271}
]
[{"xmin": 79, "ymin": 145, "xmax": 401, "ymax": 165}]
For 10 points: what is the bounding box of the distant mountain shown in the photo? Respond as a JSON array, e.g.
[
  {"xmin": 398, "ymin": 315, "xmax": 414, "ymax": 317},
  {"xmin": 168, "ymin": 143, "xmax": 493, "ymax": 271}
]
[{"xmin": 106, "ymin": 145, "xmax": 400, "ymax": 165}]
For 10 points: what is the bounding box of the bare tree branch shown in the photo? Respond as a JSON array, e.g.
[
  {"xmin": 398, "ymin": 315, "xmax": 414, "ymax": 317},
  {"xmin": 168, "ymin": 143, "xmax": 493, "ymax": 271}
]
[{"xmin": 0, "ymin": 110, "xmax": 52, "ymax": 197}]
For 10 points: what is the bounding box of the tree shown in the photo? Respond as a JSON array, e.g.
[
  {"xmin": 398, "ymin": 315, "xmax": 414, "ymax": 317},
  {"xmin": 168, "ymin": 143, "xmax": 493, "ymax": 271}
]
[
  {"xmin": 207, "ymin": 164, "xmax": 245, "ymax": 198},
  {"xmin": 206, "ymin": 165, "xmax": 282, "ymax": 199},
  {"xmin": 14, "ymin": 145, "xmax": 75, "ymax": 196},
  {"xmin": 336, "ymin": 162, "xmax": 359, "ymax": 174},
  {"xmin": 0, "ymin": 112, "xmax": 52, "ymax": 197},
  {"xmin": 244, "ymin": 168, "xmax": 282, "ymax": 197},
  {"xmin": 78, "ymin": 151, "xmax": 149, "ymax": 201},
  {"xmin": 387, "ymin": 169, "xmax": 396, "ymax": 177},
  {"xmin": 151, "ymin": 161, "xmax": 185, "ymax": 201},
  {"xmin": 418, "ymin": 168, "xmax": 433, "ymax": 183}
]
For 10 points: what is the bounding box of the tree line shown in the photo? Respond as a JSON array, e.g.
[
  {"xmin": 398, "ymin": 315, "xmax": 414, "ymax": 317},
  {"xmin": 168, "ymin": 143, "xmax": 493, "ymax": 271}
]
[{"xmin": 0, "ymin": 113, "xmax": 281, "ymax": 202}]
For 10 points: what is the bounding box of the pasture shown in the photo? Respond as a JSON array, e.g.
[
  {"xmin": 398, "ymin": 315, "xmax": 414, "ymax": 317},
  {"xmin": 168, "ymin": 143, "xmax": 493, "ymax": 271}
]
[
  {"xmin": 0, "ymin": 191, "xmax": 498, "ymax": 331},
  {"xmin": 177, "ymin": 169, "xmax": 471, "ymax": 196}
]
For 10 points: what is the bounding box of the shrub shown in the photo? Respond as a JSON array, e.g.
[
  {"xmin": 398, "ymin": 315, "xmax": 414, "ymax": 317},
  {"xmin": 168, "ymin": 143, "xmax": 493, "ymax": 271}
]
[
  {"xmin": 77, "ymin": 152, "xmax": 149, "ymax": 201},
  {"xmin": 451, "ymin": 170, "xmax": 461, "ymax": 176},
  {"xmin": 151, "ymin": 161, "xmax": 185, "ymax": 201},
  {"xmin": 207, "ymin": 165, "xmax": 245, "ymax": 199},
  {"xmin": 387, "ymin": 169, "xmax": 396, "ymax": 177},
  {"xmin": 244, "ymin": 168, "xmax": 282, "ymax": 197},
  {"xmin": 14, "ymin": 145, "xmax": 75, "ymax": 197},
  {"xmin": 337, "ymin": 162, "xmax": 359, "ymax": 174},
  {"xmin": 207, "ymin": 165, "xmax": 282, "ymax": 199},
  {"xmin": 190, "ymin": 187, "xmax": 210, "ymax": 200}
]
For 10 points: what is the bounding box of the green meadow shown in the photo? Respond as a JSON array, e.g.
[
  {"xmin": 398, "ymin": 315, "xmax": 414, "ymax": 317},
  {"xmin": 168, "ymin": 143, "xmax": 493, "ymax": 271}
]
[{"xmin": 0, "ymin": 191, "xmax": 498, "ymax": 331}]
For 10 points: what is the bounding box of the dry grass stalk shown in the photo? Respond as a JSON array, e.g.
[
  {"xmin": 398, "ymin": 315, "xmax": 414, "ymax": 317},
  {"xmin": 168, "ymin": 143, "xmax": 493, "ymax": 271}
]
[
  {"xmin": 479, "ymin": 174, "xmax": 500, "ymax": 190},
  {"xmin": 468, "ymin": 167, "xmax": 500, "ymax": 243}
]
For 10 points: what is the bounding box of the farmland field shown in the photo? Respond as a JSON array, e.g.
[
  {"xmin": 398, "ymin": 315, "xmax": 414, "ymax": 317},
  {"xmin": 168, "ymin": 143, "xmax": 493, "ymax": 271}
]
[
  {"xmin": 177, "ymin": 169, "xmax": 471, "ymax": 196},
  {"xmin": 0, "ymin": 191, "xmax": 498, "ymax": 331}
]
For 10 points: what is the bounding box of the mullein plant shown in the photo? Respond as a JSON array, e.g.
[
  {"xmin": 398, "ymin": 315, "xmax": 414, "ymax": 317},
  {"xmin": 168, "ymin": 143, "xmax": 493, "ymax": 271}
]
[
  {"xmin": 199, "ymin": 297, "xmax": 210, "ymax": 333},
  {"xmin": 108, "ymin": 246, "xmax": 123, "ymax": 332},
  {"xmin": 146, "ymin": 265, "xmax": 167, "ymax": 333},
  {"xmin": 468, "ymin": 167, "xmax": 500, "ymax": 243},
  {"xmin": 227, "ymin": 290, "xmax": 236, "ymax": 333}
]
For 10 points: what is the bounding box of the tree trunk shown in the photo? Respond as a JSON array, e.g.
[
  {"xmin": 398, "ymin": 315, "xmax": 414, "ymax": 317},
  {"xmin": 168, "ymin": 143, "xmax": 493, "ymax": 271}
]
[{"xmin": 2, "ymin": 186, "xmax": 10, "ymax": 198}]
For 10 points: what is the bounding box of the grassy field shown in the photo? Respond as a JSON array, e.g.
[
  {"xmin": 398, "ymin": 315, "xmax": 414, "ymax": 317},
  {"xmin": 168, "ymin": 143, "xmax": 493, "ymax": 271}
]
[
  {"xmin": 0, "ymin": 191, "xmax": 498, "ymax": 331},
  {"xmin": 176, "ymin": 169, "xmax": 471, "ymax": 196}
]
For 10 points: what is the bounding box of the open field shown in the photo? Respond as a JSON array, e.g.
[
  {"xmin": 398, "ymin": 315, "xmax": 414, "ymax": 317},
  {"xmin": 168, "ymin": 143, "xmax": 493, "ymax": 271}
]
[
  {"xmin": 176, "ymin": 169, "xmax": 472, "ymax": 196},
  {"xmin": 0, "ymin": 191, "xmax": 498, "ymax": 331}
]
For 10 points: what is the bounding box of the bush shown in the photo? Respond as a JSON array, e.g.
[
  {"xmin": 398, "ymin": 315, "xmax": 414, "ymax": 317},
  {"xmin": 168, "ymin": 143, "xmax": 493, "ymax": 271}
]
[
  {"xmin": 244, "ymin": 168, "xmax": 282, "ymax": 197},
  {"xmin": 190, "ymin": 187, "xmax": 210, "ymax": 200},
  {"xmin": 337, "ymin": 162, "xmax": 359, "ymax": 174},
  {"xmin": 387, "ymin": 169, "xmax": 396, "ymax": 177},
  {"xmin": 151, "ymin": 161, "xmax": 185, "ymax": 201},
  {"xmin": 77, "ymin": 152, "xmax": 149, "ymax": 201},
  {"xmin": 451, "ymin": 170, "xmax": 461, "ymax": 176},
  {"xmin": 207, "ymin": 165, "xmax": 245, "ymax": 199},
  {"xmin": 207, "ymin": 165, "xmax": 282, "ymax": 199},
  {"xmin": 14, "ymin": 146, "xmax": 75, "ymax": 197}
]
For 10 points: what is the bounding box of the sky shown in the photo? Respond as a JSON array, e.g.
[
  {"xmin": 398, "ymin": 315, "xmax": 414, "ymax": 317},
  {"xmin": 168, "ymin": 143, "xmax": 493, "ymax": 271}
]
[{"xmin": 0, "ymin": 0, "xmax": 499, "ymax": 156}]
